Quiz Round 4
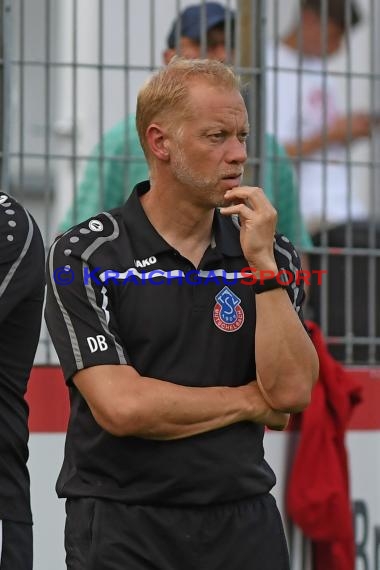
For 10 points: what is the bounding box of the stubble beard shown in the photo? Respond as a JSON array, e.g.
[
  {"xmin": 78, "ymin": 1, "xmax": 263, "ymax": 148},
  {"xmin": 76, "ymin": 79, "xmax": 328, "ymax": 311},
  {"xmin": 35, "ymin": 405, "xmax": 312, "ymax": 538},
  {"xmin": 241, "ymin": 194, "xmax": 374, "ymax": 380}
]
[{"xmin": 171, "ymin": 145, "xmax": 223, "ymax": 208}]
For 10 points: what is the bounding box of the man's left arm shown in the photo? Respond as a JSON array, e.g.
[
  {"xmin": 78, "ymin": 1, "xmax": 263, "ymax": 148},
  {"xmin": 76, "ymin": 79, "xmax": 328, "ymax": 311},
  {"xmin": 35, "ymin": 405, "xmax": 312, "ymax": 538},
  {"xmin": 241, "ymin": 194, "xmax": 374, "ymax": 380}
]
[
  {"xmin": 220, "ymin": 186, "xmax": 319, "ymax": 413},
  {"xmin": 253, "ymin": 237, "xmax": 317, "ymax": 413}
]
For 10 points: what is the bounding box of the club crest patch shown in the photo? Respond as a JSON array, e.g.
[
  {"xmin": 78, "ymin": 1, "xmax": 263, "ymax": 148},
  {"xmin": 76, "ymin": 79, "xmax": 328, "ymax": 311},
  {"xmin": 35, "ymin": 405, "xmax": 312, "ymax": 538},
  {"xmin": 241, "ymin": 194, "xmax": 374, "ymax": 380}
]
[{"xmin": 213, "ymin": 286, "xmax": 244, "ymax": 333}]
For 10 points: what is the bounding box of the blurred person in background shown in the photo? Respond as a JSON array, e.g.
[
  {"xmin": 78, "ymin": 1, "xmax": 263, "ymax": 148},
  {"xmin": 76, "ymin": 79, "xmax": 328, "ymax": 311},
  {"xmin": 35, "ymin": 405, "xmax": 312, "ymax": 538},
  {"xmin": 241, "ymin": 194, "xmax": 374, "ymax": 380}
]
[
  {"xmin": 46, "ymin": 57, "xmax": 318, "ymax": 570},
  {"xmin": 266, "ymin": 0, "xmax": 371, "ymax": 235},
  {"xmin": 59, "ymin": 2, "xmax": 312, "ymax": 259},
  {"xmin": 0, "ymin": 193, "xmax": 45, "ymax": 569},
  {"xmin": 266, "ymin": 0, "xmax": 378, "ymax": 360}
]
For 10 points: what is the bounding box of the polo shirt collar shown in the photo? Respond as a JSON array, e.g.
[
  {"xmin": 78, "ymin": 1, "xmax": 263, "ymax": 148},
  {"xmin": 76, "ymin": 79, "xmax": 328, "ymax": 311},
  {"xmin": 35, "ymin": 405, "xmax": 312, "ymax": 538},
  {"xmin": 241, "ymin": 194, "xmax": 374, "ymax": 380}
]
[
  {"xmin": 122, "ymin": 180, "xmax": 243, "ymax": 259},
  {"xmin": 213, "ymin": 211, "xmax": 244, "ymax": 257},
  {"xmin": 122, "ymin": 181, "xmax": 174, "ymax": 258}
]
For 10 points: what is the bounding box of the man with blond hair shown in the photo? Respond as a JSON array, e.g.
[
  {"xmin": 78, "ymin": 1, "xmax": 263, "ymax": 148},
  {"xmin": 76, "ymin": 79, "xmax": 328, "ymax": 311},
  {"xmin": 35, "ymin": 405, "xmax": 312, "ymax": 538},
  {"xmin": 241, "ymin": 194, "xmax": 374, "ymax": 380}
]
[
  {"xmin": 59, "ymin": 2, "xmax": 312, "ymax": 258},
  {"xmin": 46, "ymin": 58, "xmax": 318, "ymax": 570}
]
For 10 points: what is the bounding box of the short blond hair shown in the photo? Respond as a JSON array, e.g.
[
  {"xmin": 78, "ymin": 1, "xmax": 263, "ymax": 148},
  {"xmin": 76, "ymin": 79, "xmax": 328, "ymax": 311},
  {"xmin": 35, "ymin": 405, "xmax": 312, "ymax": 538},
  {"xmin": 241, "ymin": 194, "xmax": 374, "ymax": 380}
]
[{"xmin": 136, "ymin": 57, "xmax": 241, "ymax": 159}]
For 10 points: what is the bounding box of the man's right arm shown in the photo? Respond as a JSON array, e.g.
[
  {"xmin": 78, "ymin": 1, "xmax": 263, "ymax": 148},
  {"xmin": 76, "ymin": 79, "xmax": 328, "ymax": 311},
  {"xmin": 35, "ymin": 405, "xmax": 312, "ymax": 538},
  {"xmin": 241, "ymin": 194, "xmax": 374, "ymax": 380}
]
[{"xmin": 73, "ymin": 364, "xmax": 289, "ymax": 440}]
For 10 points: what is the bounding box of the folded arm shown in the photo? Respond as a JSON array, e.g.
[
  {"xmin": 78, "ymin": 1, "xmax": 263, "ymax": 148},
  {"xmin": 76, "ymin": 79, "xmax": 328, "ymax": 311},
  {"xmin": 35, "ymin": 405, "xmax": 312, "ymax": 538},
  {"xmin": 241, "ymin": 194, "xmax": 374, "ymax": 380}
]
[
  {"xmin": 220, "ymin": 186, "xmax": 319, "ymax": 413},
  {"xmin": 74, "ymin": 364, "xmax": 289, "ymax": 439}
]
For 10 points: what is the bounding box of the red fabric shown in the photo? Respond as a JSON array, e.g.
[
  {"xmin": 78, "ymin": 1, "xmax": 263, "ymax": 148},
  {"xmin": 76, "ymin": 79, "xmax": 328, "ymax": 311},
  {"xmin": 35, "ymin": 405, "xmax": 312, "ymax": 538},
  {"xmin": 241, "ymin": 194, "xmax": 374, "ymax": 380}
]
[{"xmin": 286, "ymin": 321, "xmax": 362, "ymax": 570}]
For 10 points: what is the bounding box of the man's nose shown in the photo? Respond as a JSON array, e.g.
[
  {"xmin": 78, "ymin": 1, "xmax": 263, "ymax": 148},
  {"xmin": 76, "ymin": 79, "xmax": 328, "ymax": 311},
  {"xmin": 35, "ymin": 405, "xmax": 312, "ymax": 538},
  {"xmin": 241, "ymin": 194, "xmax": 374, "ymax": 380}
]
[{"xmin": 226, "ymin": 138, "xmax": 247, "ymax": 164}]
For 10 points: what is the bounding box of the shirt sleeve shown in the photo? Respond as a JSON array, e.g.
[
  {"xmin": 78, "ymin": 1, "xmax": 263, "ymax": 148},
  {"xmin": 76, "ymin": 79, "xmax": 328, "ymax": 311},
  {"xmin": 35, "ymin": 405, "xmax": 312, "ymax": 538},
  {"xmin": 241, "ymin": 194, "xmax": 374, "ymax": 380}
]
[
  {"xmin": 273, "ymin": 233, "xmax": 305, "ymax": 323},
  {"xmin": 0, "ymin": 194, "xmax": 45, "ymax": 323},
  {"xmin": 45, "ymin": 226, "xmax": 129, "ymax": 383}
]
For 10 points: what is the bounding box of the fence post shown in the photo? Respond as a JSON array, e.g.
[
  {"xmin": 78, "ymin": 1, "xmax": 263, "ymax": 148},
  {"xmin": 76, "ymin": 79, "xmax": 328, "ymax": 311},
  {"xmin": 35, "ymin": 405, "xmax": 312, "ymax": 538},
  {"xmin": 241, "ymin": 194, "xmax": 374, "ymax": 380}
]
[
  {"xmin": 0, "ymin": 0, "xmax": 11, "ymax": 192},
  {"xmin": 0, "ymin": 0, "xmax": 3, "ymax": 187},
  {"xmin": 238, "ymin": 0, "xmax": 266, "ymax": 188},
  {"xmin": 375, "ymin": 0, "xmax": 380, "ymax": 216}
]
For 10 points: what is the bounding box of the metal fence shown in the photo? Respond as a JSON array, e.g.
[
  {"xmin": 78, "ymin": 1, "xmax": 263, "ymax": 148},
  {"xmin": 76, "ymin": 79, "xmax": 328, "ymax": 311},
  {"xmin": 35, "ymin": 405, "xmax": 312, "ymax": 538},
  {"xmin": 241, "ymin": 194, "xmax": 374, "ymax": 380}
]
[
  {"xmin": 1, "ymin": 0, "xmax": 380, "ymax": 366},
  {"xmin": 266, "ymin": 0, "xmax": 380, "ymax": 365}
]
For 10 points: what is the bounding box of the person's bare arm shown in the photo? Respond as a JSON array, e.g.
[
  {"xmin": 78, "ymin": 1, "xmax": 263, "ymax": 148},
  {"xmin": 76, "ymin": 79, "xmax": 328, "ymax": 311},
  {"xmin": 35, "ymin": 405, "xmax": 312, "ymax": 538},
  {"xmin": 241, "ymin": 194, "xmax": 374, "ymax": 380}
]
[
  {"xmin": 285, "ymin": 112, "xmax": 372, "ymax": 158},
  {"xmin": 74, "ymin": 364, "xmax": 289, "ymax": 439},
  {"xmin": 220, "ymin": 187, "xmax": 319, "ymax": 413},
  {"xmin": 254, "ymin": 287, "xmax": 317, "ymax": 413}
]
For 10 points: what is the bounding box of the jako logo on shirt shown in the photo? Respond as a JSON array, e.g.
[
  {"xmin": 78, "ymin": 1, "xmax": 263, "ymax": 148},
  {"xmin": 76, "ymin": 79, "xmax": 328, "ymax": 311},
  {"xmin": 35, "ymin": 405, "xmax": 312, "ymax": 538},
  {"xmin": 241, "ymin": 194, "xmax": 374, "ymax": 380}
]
[
  {"xmin": 213, "ymin": 286, "xmax": 244, "ymax": 333},
  {"xmin": 87, "ymin": 335, "xmax": 108, "ymax": 353},
  {"xmin": 134, "ymin": 256, "xmax": 157, "ymax": 268}
]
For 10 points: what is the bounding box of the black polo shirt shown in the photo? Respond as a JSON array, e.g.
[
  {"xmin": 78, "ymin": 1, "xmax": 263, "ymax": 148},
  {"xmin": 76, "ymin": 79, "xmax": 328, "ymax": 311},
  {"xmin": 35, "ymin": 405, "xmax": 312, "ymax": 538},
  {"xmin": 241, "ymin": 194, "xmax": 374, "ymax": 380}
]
[
  {"xmin": 45, "ymin": 181, "xmax": 304, "ymax": 506},
  {"xmin": 0, "ymin": 193, "xmax": 45, "ymax": 523}
]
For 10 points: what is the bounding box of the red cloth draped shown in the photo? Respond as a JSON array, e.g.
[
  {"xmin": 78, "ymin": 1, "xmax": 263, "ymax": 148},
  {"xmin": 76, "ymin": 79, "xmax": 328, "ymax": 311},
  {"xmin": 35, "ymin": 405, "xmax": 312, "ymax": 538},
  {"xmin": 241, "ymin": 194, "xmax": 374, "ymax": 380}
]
[{"xmin": 286, "ymin": 321, "xmax": 362, "ymax": 570}]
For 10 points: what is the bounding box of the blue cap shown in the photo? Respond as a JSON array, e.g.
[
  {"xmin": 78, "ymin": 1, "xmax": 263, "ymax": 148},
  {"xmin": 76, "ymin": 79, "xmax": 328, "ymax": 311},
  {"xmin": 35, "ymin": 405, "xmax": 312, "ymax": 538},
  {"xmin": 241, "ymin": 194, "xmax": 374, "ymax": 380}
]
[{"xmin": 167, "ymin": 2, "xmax": 234, "ymax": 49}]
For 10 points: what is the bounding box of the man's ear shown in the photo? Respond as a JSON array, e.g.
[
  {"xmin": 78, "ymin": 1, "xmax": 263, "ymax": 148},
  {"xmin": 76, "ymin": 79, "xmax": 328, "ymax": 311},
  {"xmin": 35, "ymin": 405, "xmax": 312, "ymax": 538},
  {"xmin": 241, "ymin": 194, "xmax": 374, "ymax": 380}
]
[
  {"xmin": 163, "ymin": 49, "xmax": 176, "ymax": 65},
  {"xmin": 145, "ymin": 124, "xmax": 170, "ymax": 162}
]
